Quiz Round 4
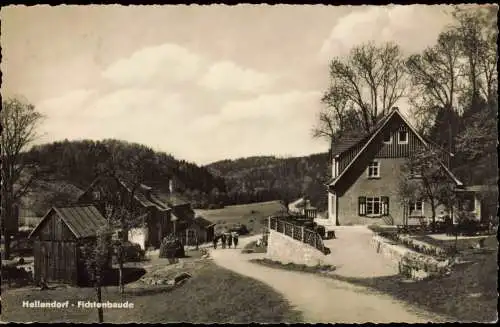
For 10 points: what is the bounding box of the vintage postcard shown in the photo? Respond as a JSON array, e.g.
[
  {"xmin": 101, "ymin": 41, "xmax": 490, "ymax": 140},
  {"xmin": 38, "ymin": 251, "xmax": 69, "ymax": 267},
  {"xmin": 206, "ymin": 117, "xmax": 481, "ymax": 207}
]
[{"xmin": 1, "ymin": 4, "xmax": 498, "ymax": 324}]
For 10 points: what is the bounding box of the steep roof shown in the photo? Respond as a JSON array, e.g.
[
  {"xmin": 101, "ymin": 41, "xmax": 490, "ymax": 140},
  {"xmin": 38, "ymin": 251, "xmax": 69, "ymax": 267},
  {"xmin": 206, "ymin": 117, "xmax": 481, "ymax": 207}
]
[
  {"xmin": 327, "ymin": 108, "xmax": 463, "ymax": 187},
  {"xmin": 151, "ymin": 190, "xmax": 191, "ymax": 207},
  {"xmin": 29, "ymin": 205, "xmax": 108, "ymax": 239},
  {"xmin": 330, "ymin": 111, "xmax": 394, "ymax": 158},
  {"xmin": 190, "ymin": 216, "xmax": 216, "ymax": 229},
  {"xmin": 171, "ymin": 204, "xmax": 195, "ymax": 222}
]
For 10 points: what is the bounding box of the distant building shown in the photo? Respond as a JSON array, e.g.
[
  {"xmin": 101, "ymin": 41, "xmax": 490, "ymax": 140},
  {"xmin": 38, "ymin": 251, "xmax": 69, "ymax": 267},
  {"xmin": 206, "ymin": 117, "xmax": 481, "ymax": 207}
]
[
  {"xmin": 182, "ymin": 216, "xmax": 216, "ymax": 246},
  {"xmin": 77, "ymin": 175, "xmax": 197, "ymax": 249},
  {"xmin": 288, "ymin": 197, "xmax": 317, "ymax": 219}
]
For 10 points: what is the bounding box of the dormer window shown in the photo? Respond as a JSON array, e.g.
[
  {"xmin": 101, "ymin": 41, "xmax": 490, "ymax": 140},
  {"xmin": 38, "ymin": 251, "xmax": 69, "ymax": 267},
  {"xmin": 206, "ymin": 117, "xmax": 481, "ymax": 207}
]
[
  {"xmin": 398, "ymin": 130, "xmax": 408, "ymax": 144},
  {"xmin": 367, "ymin": 161, "xmax": 380, "ymax": 178},
  {"xmin": 92, "ymin": 191, "xmax": 101, "ymax": 200},
  {"xmin": 383, "ymin": 132, "xmax": 392, "ymax": 144}
]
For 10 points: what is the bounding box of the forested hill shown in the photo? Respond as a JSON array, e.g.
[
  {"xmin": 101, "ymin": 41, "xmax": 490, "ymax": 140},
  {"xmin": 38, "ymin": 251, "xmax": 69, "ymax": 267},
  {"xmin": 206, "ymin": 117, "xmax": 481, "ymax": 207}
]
[
  {"xmin": 205, "ymin": 152, "xmax": 330, "ymax": 211},
  {"xmin": 21, "ymin": 139, "xmax": 227, "ymax": 213}
]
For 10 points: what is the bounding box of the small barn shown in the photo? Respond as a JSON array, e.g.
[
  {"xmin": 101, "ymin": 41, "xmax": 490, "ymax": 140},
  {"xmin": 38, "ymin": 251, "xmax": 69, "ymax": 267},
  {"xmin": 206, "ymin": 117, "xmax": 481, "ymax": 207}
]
[
  {"xmin": 182, "ymin": 216, "xmax": 215, "ymax": 246},
  {"xmin": 28, "ymin": 205, "xmax": 109, "ymax": 286}
]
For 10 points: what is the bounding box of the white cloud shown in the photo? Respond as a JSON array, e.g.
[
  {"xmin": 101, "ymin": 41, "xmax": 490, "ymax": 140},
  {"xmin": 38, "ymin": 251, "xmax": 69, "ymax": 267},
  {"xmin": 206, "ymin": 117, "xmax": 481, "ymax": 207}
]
[
  {"xmin": 37, "ymin": 89, "xmax": 96, "ymax": 118},
  {"xmin": 319, "ymin": 5, "xmax": 454, "ymax": 60},
  {"xmin": 187, "ymin": 90, "xmax": 326, "ymax": 163},
  {"xmin": 198, "ymin": 61, "xmax": 275, "ymax": 92},
  {"xmin": 102, "ymin": 43, "xmax": 205, "ymax": 86}
]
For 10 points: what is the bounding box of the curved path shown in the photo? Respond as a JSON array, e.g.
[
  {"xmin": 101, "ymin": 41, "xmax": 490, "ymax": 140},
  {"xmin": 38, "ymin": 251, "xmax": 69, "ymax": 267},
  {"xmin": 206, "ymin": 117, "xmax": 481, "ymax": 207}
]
[{"xmin": 210, "ymin": 234, "xmax": 446, "ymax": 324}]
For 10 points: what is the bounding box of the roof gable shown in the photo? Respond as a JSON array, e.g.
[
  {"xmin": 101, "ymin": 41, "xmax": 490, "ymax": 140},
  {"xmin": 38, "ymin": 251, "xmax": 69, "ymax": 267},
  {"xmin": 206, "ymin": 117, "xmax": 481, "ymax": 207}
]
[
  {"xmin": 29, "ymin": 205, "xmax": 108, "ymax": 239},
  {"xmin": 328, "ymin": 108, "xmax": 462, "ymax": 187}
]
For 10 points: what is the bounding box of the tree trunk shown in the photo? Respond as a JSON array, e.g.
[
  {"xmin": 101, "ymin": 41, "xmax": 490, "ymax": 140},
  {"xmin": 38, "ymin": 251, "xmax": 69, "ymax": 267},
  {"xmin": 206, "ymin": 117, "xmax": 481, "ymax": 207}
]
[
  {"xmin": 119, "ymin": 260, "xmax": 124, "ymax": 295},
  {"xmin": 431, "ymin": 201, "xmax": 437, "ymax": 233},
  {"xmin": 2, "ymin": 200, "xmax": 13, "ymax": 260},
  {"xmin": 96, "ymin": 284, "xmax": 104, "ymax": 323},
  {"xmin": 3, "ymin": 230, "xmax": 11, "ymax": 260}
]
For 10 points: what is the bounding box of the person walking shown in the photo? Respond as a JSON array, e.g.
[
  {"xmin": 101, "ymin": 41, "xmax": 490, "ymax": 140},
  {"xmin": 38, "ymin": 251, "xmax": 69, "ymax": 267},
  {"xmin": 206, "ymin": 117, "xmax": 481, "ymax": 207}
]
[
  {"xmin": 221, "ymin": 233, "xmax": 227, "ymax": 249},
  {"xmin": 227, "ymin": 233, "xmax": 233, "ymax": 248},
  {"xmin": 213, "ymin": 235, "xmax": 218, "ymax": 249},
  {"xmin": 233, "ymin": 232, "xmax": 239, "ymax": 248}
]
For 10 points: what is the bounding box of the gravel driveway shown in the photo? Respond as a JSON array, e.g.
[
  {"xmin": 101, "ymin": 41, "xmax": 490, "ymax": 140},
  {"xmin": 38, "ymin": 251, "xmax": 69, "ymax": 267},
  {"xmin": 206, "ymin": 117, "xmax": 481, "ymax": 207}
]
[{"xmin": 210, "ymin": 233, "xmax": 445, "ymax": 323}]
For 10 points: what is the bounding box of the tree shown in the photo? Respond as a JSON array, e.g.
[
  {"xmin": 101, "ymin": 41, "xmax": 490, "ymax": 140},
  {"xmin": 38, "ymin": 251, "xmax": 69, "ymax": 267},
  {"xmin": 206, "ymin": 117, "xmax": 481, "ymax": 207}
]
[
  {"xmin": 399, "ymin": 147, "xmax": 458, "ymax": 230},
  {"xmin": 1, "ymin": 97, "xmax": 44, "ymax": 259},
  {"xmin": 96, "ymin": 146, "xmax": 158, "ymax": 295},
  {"xmin": 312, "ymin": 88, "xmax": 364, "ymax": 142},
  {"xmin": 406, "ymin": 30, "xmax": 464, "ymax": 136},
  {"xmin": 452, "ymin": 5, "xmax": 498, "ymax": 107},
  {"xmin": 81, "ymin": 225, "xmax": 113, "ymax": 323},
  {"xmin": 323, "ymin": 42, "xmax": 407, "ymax": 134}
]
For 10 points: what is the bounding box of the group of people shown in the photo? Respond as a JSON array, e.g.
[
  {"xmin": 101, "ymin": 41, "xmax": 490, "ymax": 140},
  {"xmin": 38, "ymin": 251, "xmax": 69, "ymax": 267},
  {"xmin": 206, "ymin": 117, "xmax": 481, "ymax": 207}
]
[{"xmin": 213, "ymin": 231, "xmax": 239, "ymax": 249}]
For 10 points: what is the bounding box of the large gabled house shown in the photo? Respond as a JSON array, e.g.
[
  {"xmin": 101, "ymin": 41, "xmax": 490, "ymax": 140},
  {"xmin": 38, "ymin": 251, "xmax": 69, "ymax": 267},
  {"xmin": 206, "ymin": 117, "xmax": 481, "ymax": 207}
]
[
  {"xmin": 77, "ymin": 175, "xmax": 197, "ymax": 249},
  {"xmin": 314, "ymin": 107, "xmax": 468, "ymax": 227}
]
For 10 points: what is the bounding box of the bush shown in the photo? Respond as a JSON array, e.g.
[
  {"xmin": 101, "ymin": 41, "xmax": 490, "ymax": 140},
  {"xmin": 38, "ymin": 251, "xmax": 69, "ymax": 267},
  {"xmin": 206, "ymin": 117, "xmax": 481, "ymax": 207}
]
[
  {"xmin": 159, "ymin": 234, "xmax": 185, "ymax": 259},
  {"xmin": 230, "ymin": 224, "xmax": 249, "ymax": 235},
  {"xmin": 315, "ymin": 225, "xmax": 326, "ymax": 239},
  {"xmin": 112, "ymin": 241, "xmax": 145, "ymax": 263}
]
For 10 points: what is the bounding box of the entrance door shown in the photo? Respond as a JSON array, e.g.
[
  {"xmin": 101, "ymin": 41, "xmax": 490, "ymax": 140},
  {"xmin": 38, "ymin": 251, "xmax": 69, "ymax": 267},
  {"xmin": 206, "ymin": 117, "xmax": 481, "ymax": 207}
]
[{"xmin": 329, "ymin": 192, "xmax": 336, "ymax": 223}]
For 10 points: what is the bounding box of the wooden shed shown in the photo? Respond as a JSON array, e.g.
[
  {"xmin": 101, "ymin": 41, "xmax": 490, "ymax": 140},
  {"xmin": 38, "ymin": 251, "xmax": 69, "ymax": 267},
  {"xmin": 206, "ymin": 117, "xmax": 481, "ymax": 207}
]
[{"xmin": 28, "ymin": 205, "xmax": 109, "ymax": 286}]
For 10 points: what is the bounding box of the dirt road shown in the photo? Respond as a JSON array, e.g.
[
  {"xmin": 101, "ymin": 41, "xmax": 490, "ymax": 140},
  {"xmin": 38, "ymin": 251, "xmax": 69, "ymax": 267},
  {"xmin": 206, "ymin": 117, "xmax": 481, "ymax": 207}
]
[{"xmin": 210, "ymin": 235, "xmax": 445, "ymax": 324}]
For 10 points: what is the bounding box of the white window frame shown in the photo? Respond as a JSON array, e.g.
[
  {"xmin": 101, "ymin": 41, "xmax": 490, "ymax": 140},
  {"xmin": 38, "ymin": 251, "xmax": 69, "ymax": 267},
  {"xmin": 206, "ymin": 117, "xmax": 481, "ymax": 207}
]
[
  {"xmin": 398, "ymin": 130, "xmax": 408, "ymax": 144},
  {"xmin": 409, "ymin": 200, "xmax": 424, "ymax": 217},
  {"xmin": 383, "ymin": 132, "xmax": 392, "ymax": 144},
  {"xmin": 409, "ymin": 166, "xmax": 422, "ymax": 178},
  {"xmin": 366, "ymin": 197, "xmax": 382, "ymax": 216},
  {"xmin": 367, "ymin": 161, "xmax": 380, "ymax": 178},
  {"xmin": 92, "ymin": 191, "xmax": 101, "ymax": 200}
]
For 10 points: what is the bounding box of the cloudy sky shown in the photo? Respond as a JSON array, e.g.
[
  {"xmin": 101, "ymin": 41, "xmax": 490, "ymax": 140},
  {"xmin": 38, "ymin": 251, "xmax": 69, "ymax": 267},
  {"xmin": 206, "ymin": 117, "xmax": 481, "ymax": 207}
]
[{"xmin": 1, "ymin": 5, "xmax": 454, "ymax": 165}]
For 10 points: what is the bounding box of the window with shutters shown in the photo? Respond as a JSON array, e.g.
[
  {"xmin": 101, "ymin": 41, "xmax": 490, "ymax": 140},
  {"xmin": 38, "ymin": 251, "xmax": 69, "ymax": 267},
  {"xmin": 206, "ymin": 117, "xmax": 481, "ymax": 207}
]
[{"xmin": 360, "ymin": 196, "xmax": 389, "ymax": 217}]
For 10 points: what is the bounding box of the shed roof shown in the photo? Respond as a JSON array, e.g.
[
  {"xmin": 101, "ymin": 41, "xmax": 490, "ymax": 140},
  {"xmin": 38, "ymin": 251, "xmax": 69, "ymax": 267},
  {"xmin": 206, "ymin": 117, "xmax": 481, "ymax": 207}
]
[
  {"xmin": 29, "ymin": 205, "xmax": 108, "ymax": 239},
  {"xmin": 191, "ymin": 216, "xmax": 216, "ymax": 229},
  {"xmin": 151, "ymin": 191, "xmax": 191, "ymax": 207}
]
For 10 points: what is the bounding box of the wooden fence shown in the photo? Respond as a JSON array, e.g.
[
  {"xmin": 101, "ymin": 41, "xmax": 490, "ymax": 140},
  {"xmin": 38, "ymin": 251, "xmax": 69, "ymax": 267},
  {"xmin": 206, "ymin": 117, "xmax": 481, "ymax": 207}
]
[{"xmin": 268, "ymin": 216, "xmax": 328, "ymax": 254}]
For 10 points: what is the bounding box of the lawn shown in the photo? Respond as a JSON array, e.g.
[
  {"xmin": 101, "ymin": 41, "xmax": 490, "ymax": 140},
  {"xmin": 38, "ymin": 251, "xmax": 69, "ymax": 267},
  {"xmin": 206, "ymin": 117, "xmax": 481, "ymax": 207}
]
[
  {"xmin": 329, "ymin": 245, "xmax": 497, "ymax": 323},
  {"xmin": 1, "ymin": 250, "xmax": 302, "ymax": 323},
  {"xmin": 196, "ymin": 201, "xmax": 286, "ymax": 235}
]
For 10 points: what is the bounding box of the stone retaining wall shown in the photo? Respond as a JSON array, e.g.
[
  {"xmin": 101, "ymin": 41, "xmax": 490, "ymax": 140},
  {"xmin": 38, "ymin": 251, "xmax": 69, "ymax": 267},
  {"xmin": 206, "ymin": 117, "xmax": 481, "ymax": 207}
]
[
  {"xmin": 371, "ymin": 235, "xmax": 452, "ymax": 280},
  {"xmin": 266, "ymin": 230, "xmax": 326, "ymax": 267}
]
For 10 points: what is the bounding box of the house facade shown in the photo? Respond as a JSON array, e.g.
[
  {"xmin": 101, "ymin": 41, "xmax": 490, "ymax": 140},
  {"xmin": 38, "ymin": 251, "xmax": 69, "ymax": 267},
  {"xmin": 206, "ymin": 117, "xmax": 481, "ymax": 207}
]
[{"xmin": 315, "ymin": 108, "xmax": 465, "ymax": 227}]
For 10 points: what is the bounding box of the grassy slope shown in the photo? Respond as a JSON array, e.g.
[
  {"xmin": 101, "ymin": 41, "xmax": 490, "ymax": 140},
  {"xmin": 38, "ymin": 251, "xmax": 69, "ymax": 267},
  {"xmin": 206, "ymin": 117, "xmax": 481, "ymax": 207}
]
[
  {"xmin": 2, "ymin": 251, "xmax": 302, "ymax": 324},
  {"xmin": 196, "ymin": 201, "xmax": 286, "ymax": 235}
]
